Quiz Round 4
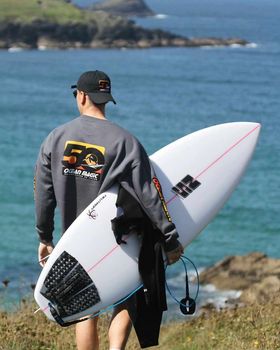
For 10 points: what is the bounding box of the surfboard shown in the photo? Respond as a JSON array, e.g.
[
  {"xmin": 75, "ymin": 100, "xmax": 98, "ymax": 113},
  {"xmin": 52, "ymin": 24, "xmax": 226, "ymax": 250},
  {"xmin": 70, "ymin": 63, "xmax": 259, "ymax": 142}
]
[{"xmin": 34, "ymin": 122, "xmax": 261, "ymax": 324}]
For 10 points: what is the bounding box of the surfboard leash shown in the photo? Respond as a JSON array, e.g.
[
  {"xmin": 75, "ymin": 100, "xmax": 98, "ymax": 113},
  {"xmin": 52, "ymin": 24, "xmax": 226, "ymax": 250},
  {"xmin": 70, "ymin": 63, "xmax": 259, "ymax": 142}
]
[{"xmin": 165, "ymin": 255, "xmax": 200, "ymax": 315}]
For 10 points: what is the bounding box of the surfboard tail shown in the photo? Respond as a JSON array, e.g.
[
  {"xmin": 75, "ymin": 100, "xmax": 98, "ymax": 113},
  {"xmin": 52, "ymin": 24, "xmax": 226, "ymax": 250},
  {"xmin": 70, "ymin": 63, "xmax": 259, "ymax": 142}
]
[{"xmin": 40, "ymin": 251, "xmax": 101, "ymax": 320}]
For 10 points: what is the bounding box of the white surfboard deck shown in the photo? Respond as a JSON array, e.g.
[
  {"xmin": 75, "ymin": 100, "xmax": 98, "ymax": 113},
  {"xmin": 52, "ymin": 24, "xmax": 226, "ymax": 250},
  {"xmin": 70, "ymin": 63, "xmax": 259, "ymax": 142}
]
[{"xmin": 34, "ymin": 122, "xmax": 261, "ymax": 323}]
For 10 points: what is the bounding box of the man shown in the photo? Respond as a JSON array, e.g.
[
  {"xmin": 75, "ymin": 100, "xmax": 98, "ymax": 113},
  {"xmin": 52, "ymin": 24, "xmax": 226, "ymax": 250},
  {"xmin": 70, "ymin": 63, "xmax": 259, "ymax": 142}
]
[{"xmin": 34, "ymin": 70, "xmax": 183, "ymax": 350}]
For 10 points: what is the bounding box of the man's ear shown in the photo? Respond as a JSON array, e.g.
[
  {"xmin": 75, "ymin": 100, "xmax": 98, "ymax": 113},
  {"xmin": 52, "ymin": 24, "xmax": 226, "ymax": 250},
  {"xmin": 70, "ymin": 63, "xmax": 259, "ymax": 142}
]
[{"xmin": 81, "ymin": 92, "xmax": 88, "ymax": 105}]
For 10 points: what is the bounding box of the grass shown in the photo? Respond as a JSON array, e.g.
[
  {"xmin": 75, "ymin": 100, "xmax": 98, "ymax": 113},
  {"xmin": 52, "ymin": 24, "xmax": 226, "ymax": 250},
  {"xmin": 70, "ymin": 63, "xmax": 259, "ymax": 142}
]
[
  {"xmin": 0, "ymin": 0, "xmax": 93, "ymax": 24},
  {"xmin": 0, "ymin": 296, "xmax": 279, "ymax": 350}
]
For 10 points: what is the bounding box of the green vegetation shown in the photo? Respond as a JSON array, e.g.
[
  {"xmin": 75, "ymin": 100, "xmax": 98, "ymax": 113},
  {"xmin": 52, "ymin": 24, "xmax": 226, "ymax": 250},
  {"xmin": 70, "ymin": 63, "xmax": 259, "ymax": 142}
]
[
  {"xmin": 0, "ymin": 297, "xmax": 279, "ymax": 350},
  {"xmin": 0, "ymin": 0, "xmax": 139, "ymax": 49},
  {"xmin": 0, "ymin": 0, "xmax": 94, "ymax": 24}
]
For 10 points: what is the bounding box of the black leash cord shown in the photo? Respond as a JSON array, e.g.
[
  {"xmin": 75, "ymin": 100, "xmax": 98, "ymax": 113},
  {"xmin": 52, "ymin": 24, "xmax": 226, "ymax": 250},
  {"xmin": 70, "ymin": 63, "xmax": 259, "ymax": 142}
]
[{"xmin": 165, "ymin": 255, "xmax": 200, "ymax": 315}]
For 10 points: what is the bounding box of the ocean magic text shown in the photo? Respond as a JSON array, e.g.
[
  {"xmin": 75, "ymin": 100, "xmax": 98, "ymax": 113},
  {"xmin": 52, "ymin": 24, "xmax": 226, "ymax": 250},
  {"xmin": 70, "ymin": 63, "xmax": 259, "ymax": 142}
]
[{"xmin": 63, "ymin": 168, "xmax": 100, "ymax": 180}]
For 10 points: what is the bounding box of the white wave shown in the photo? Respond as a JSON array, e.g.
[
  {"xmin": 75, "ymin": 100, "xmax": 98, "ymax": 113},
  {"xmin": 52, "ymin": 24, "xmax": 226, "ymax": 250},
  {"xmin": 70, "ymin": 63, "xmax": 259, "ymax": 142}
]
[
  {"xmin": 154, "ymin": 13, "xmax": 168, "ymax": 19},
  {"xmin": 246, "ymin": 42, "xmax": 258, "ymax": 48},
  {"xmin": 201, "ymin": 283, "xmax": 217, "ymax": 293},
  {"xmin": 230, "ymin": 43, "xmax": 242, "ymax": 48},
  {"xmin": 199, "ymin": 284, "xmax": 242, "ymax": 310},
  {"xmin": 230, "ymin": 42, "xmax": 258, "ymax": 49},
  {"xmin": 201, "ymin": 42, "xmax": 258, "ymax": 50},
  {"xmin": 8, "ymin": 47, "xmax": 24, "ymax": 53}
]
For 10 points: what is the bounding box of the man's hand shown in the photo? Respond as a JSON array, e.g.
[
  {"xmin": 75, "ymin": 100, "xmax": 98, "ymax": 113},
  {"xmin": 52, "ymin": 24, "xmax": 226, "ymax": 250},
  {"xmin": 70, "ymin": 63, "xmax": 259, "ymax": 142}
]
[
  {"xmin": 38, "ymin": 242, "xmax": 54, "ymax": 267},
  {"xmin": 166, "ymin": 242, "xmax": 184, "ymax": 265}
]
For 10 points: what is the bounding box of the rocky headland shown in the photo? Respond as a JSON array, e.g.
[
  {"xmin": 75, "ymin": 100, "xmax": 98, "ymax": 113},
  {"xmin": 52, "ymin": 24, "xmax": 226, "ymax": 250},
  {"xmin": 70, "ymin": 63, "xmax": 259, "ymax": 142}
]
[
  {"xmin": 0, "ymin": 0, "xmax": 249, "ymax": 50},
  {"xmin": 199, "ymin": 252, "xmax": 280, "ymax": 307},
  {"xmin": 0, "ymin": 20, "xmax": 249, "ymax": 50},
  {"xmin": 90, "ymin": 0, "xmax": 155, "ymax": 18}
]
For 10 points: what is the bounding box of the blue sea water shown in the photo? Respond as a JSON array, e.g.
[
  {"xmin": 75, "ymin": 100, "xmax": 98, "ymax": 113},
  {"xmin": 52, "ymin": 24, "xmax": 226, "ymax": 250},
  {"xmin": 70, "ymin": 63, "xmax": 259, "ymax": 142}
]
[{"xmin": 0, "ymin": 0, "xmax": 279, "ymax": 314}]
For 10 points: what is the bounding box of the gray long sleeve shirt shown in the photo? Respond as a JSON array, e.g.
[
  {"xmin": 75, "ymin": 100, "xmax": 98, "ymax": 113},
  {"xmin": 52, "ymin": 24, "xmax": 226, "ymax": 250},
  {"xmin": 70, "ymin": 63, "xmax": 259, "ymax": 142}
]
[{"xmin": 34, "ymin": 115, "xmax": 179, "ymax": 252}]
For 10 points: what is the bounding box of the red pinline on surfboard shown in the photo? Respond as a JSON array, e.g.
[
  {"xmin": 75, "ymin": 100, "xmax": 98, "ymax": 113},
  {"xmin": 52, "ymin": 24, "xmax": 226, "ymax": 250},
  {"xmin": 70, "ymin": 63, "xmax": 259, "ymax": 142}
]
[
  {"xmin": 86, "ymin": 245, "xmax": 119, "ymax": 274},
  {"xmin": 193, "ymin": 123, "xmax": 260, "ymax": 181},
  {"xmin": 166, "ymin": 123, "xmax": 260, "ymax": 205},
  {"xmin": 86, "ymin": 234, "xmax": 131, "ymax": 274}
]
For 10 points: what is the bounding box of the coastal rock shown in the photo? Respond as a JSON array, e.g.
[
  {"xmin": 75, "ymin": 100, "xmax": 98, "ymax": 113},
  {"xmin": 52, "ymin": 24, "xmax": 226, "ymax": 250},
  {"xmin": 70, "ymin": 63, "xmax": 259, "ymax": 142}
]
[
  {"xmin": 0, "ymin": 19, "xmax": 249, "ymax": 50},
  {"xmin": 187, "ymin": 37, "xmax": 248, "ymax": 47},
  {"xmin": 240, "ymin": 276, "xmax": 280, "ymax": 304},
  {"xmin": 91, "ymin": 0, "xmax": 154, "ymax": 17},
  {"xmin": 0, "ymin": 40, "xmax": 8, "ymax": 49},
  {"xmin": 200, "ymin": 252, "xmax": 280, "ymax": 304}
]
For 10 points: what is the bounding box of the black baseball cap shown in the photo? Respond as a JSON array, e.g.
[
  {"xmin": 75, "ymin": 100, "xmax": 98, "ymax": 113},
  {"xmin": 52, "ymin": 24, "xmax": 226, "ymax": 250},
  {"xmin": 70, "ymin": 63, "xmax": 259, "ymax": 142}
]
[{"xmin": 71, "ymin": 70, "xmax": 116, "ymax": 104}]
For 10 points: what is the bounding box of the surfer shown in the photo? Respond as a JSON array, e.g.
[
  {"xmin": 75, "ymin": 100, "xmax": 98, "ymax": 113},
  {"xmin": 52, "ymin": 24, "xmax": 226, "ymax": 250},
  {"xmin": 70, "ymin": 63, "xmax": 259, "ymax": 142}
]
[{"xmin": 34, "ymin": 70, "xmax": 183, "ymax": 350}]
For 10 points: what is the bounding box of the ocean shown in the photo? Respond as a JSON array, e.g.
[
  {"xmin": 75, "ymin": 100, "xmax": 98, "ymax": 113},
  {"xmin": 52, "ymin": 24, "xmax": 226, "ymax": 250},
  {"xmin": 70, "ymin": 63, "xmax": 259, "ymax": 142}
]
[{"xmin": 0, "ymin": 0, "xmax": 279, "ymax": 319}]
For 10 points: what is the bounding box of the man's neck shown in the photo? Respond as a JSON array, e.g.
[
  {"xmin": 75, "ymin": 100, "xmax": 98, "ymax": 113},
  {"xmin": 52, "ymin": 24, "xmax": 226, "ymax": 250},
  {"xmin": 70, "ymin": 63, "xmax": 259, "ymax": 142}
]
[{"xmin": 81, "ymin": 105, "xmax": 106, "ymax": 120}]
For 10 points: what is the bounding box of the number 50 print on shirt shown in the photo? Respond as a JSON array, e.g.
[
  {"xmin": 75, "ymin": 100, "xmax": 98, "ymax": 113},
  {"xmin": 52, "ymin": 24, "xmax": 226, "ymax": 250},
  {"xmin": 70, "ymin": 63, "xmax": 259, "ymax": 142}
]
[{"xmin": 62, "ymin": 141, "xmax": 106, "ymax": 181}]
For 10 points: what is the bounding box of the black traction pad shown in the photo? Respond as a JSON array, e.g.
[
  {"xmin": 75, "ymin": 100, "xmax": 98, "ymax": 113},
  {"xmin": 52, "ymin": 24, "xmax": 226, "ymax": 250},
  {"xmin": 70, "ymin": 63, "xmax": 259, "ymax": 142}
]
[{"xmin": 40, "ymin": 251, "xmax": 101, "ymax": 318}]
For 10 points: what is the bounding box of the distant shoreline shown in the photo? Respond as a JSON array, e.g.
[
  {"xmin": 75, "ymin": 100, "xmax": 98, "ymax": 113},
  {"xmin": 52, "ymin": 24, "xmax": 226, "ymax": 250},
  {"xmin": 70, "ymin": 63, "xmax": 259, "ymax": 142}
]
[{"xmin": 0, "ymin": 37, "xmax": 249, "ymax": 51}]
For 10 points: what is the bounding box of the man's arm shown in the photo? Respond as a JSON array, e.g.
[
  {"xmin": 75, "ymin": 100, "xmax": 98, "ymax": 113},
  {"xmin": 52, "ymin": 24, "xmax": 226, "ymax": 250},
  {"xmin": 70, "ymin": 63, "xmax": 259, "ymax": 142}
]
[
  {"xmin": 120, "ymin": 146, "xmax": 183, "ymax": 264},
  {"xmin": 34, "ymin": 135, "xmax": 56, "ymax": 249}
]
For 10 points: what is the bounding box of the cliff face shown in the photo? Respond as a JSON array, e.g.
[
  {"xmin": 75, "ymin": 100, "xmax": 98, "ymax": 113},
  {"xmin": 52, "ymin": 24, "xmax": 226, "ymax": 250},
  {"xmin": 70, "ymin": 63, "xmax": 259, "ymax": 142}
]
[
  {"xmin": 0, "ymin": 17, "xmax": 184, "ymax": 49},
  {"xmin": 0, "ymin": 19, "xmax": 248, "ymax": 50},
  {"xmin": 91, "ymin": 0, "xmax": 154, "ymax": 17},
  {"xmin": 0, "ymin": 21, "xmax": 94, "ymax": 49}
]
